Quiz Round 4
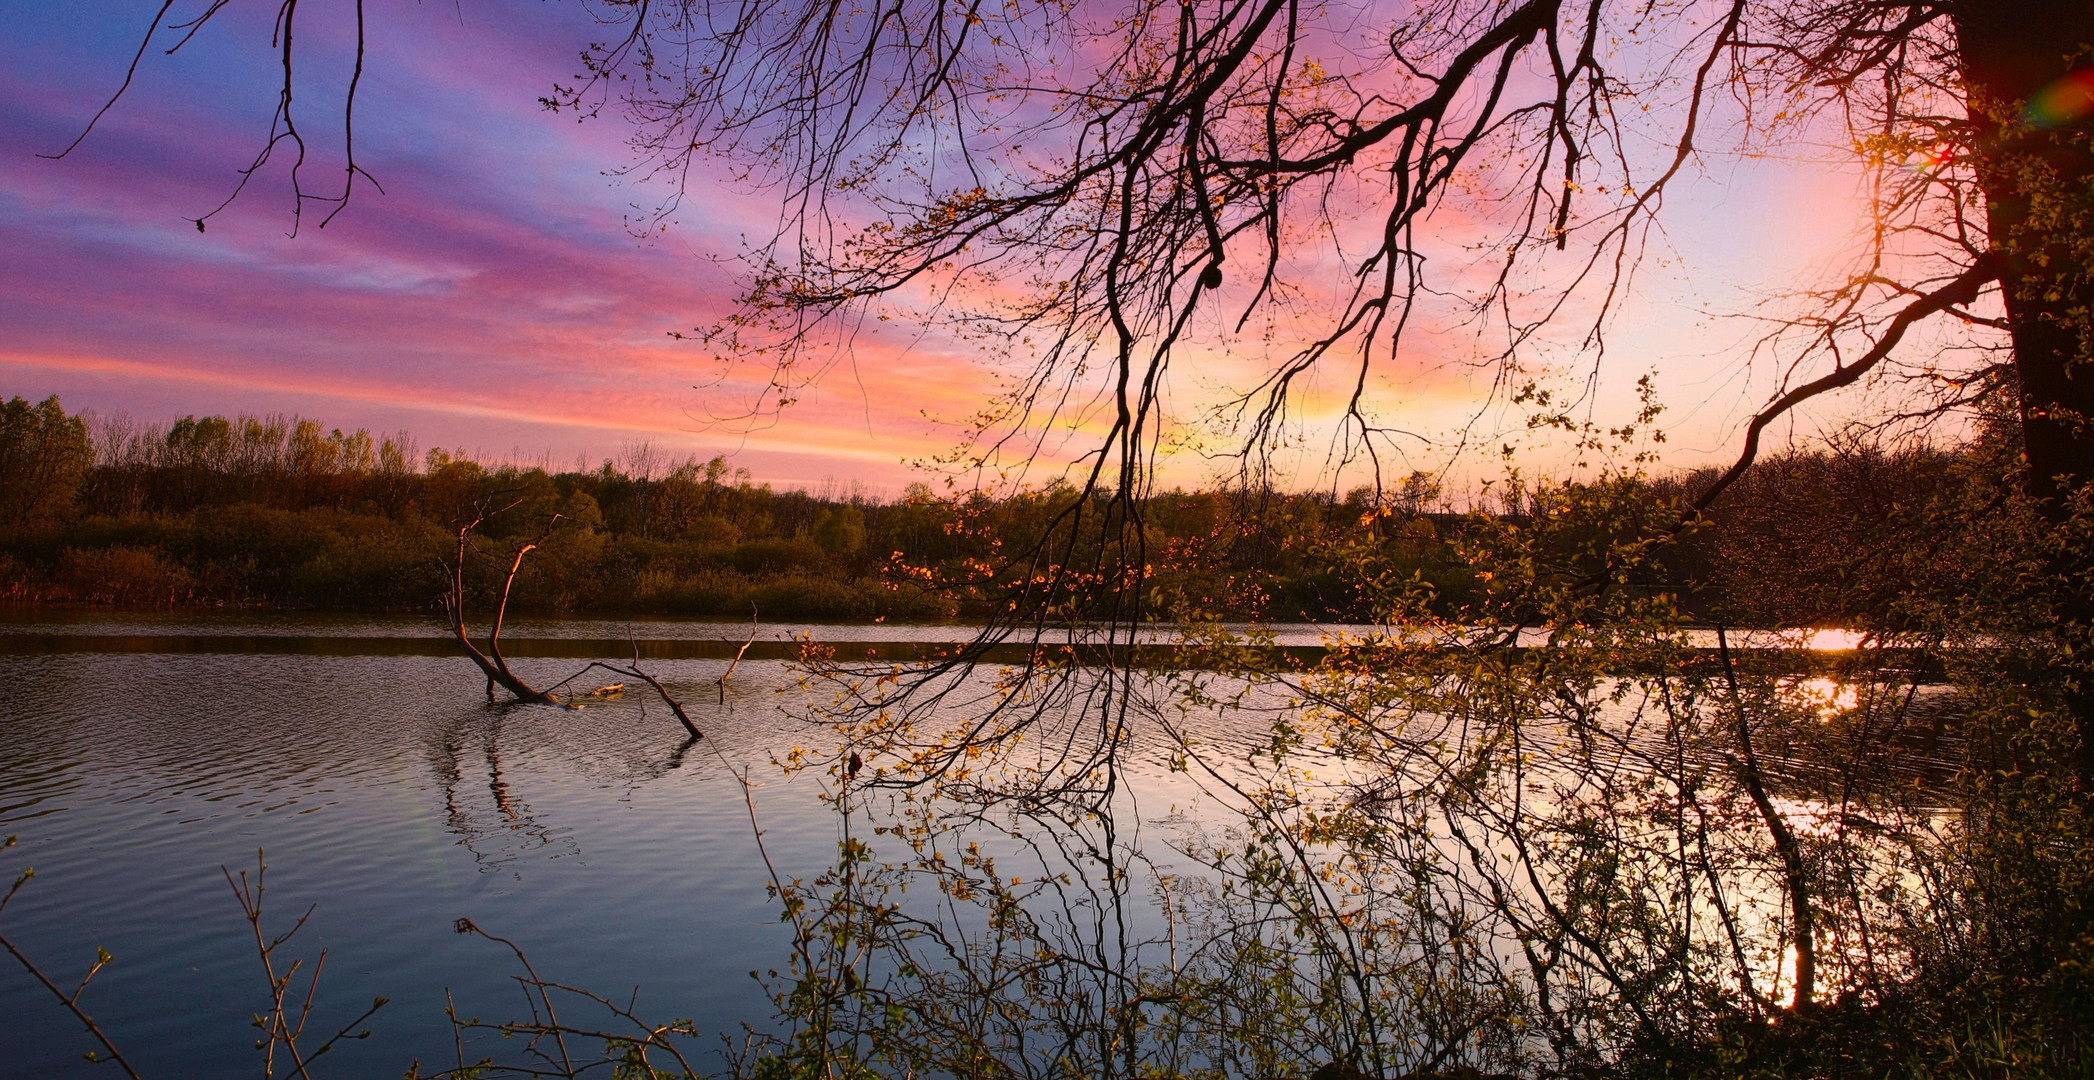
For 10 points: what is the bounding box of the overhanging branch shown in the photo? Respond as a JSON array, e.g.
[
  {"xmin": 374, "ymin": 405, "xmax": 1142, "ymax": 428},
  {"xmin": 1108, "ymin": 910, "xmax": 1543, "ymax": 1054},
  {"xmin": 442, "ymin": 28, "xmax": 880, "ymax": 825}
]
[{"xmin": 1692, "ymin": 254, "xmax": 2004, "ymax": 515}]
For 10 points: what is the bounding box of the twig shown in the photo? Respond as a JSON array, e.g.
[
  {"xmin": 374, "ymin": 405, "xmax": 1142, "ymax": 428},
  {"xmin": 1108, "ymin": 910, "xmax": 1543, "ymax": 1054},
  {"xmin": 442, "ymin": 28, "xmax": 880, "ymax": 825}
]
[
  {"xmin": 39, "ymin": 1, "xmax": 178, "ymax": 162},
  {"xmin": 0, "ymin": 838, "xmax": 143, "ymax": 1080},
  {"xmin": 1691, "ymin": 256, "xmax": 2003, "ymax": 514},
  {"xmin": 450, "ymin": 919, "xmax": 577, "ymax": 1077},
  {"xmin": 224, "ymin": 849, "xmax": 387, "ymax": 1078},
  {"xmin": 720, "ymin": 604, "xmax": 760, "ymax": 704}
]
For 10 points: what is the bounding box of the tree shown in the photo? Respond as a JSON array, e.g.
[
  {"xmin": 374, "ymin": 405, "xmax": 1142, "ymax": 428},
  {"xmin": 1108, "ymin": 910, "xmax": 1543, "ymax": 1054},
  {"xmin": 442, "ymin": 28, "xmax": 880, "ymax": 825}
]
[
  {"xmin": 40, "ymin": 6, "xmax": 2094, "ymax": 1064},
  {"xmin": 66, "ymin": 0, "xmax": 2091, "ymax": 634},
  {"xmin": 519, "ymin": 0, "xmax": 2085, "ymax": 778},
  {"xmin": 506, "ymin": 9, "xmax": 2092, "ymax": 1038},
  {"xmin": 539, "ymin": 0, "xmax": 2089, "ymax": 490},
  {"xmin": 0, "ymin": 395, "xmax": 91, "ymax": 531}
]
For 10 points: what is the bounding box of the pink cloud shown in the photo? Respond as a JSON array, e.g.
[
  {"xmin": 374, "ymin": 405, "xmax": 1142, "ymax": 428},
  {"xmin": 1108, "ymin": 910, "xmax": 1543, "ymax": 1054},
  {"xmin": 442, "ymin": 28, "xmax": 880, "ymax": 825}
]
[
  {"xmin": 0, "ymin": 2, "xmax": 1921, "ymax": 496},
  {"xmin": 0, "ymin": 2, "xmax": 1004, "ymax": 491}
]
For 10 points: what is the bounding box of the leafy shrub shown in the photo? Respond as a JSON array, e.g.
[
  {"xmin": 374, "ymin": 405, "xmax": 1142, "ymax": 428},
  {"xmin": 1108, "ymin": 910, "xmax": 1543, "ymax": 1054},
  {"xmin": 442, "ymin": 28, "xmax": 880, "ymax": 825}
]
[
  {"xmin": 0, "ymin": 552, "xmax": 53, "ymax": 601},
  {"xmin": 664, "ymin": 570, "xmax": 756, "ymax": 615},
  {"xmin": 288, "ymin": 518, "xmax": 448, "ymax": 608},
  {"xmin": 731, "ymin": 537, "xmax": 830, "ymax": 576},
  {"xmin": 744, "ymin": 576, "xmax": 876, "ymax": 619},
  {"xmin": 812, "ymin": 507, "xmax": 867, "ymax": 558},
  {"xmin": 55, "ymin": 545, "xmax": 192, "ymax": 604}
]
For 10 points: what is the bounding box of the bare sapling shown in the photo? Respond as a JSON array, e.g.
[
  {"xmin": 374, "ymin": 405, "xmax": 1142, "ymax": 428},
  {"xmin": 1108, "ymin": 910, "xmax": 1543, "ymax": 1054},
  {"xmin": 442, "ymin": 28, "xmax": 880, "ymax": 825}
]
[
  {"xmin": 411, "ymin": 919, "xmax": 707, "ymax": 1079},
  {"xmin": 225, "ymin": 849, "xmax": 389, "ymax": 1079},
  {"xmin": 717, "ymin": 604, "xmax": 759, "ymax": 704}
]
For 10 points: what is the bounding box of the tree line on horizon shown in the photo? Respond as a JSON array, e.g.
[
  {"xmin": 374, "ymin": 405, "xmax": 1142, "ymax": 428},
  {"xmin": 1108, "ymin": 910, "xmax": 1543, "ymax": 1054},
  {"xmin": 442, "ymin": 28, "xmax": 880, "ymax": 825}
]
[{"xmin": 0, "ymin": 393, "xmax": 1981, "ymax": 630}]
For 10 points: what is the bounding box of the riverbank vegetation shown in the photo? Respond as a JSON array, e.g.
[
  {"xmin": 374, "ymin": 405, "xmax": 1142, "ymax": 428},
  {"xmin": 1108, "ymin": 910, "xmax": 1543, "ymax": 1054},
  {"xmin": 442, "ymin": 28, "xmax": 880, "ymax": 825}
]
[
  {"xmin": 754, "ymin": 412, "xmax": 2091, "ymax": 1080},
  {"xmin": 333, "ymin": 404, "xmax": 2084, "ymax": 1080},
  {"xmin": 0, "ymin": 394, "xmax": 1995, "ymax": 633},
  {"xmin": 7, "ymin": 404, "xmax": 2088, "ymax": 1080},
  {"xmin": 15, "ymin": 390, "xmax": 2086, "ymax": 1079}
]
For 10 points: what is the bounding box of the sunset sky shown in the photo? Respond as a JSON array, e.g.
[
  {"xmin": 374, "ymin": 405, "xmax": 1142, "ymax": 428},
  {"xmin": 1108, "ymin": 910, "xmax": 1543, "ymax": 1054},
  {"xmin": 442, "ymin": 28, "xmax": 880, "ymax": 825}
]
[{"xmin": 1, "ymin": 2, "xmax": 1895, "ymax": 495}]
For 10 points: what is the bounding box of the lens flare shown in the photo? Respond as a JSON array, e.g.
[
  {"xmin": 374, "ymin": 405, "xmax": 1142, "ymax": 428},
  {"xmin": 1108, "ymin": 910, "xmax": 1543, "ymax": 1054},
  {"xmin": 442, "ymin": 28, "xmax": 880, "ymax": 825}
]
[
  {"xmin": 2024, "ymin": 67, "xmax": 2094, "ymax": 130},
  {"xmin": 1896, "ymin": 143, "xmax": 1955, "ymax": 180}
]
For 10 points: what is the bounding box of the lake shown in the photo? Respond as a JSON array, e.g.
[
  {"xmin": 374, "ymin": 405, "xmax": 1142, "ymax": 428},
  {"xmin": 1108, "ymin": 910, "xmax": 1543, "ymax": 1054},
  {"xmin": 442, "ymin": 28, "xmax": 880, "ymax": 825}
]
[
  {"xmin": 3, "ymin": 614, "xmax": 1287, "ymax": 1077},
  {"xmin": 1, "ymin": 614, "xmax": 1921, "ymax": 1077},
  {"xmin": 0, "ymin": 617, "xmax": 939, "ymax": 1075}
]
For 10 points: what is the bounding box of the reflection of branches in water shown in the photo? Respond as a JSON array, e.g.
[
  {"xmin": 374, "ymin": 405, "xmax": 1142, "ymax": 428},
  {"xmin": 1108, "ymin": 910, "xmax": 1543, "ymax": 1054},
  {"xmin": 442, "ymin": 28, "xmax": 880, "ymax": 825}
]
[
  {"xmin": 415, "ymin": 730, "xmax": 781, "ymax": 1079},
  {"xmin": 562, "ymin": 689, "xmax": 735, "ymax": 791},
  {"xmin": 430, "ymin": 712, "xmax": 577, "ymax": 874},
  {"xmin": 761, "ymin": 599, "xmax": 2051, "ymax": 1078},
  {"xmin": 428, "ymin": 689, "xmax": 732, "ymax": 874},
  {"xmin": 660, "ymin": 735, "xmax": 701, "ymax": 777},
  {"xmin": 484, "ymin": 720, "xmax": 518, "ymax": 825},
  {"xmin": 594, "ymin": 731, "xmax": 709, "ymax": 794}
]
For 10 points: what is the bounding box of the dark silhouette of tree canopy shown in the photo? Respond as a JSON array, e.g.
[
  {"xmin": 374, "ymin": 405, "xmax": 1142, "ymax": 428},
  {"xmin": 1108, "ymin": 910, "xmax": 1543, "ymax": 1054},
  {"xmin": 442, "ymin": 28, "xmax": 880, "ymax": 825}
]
[
  {"xmin": 577, "ymin": 0, "xmax": 2092, "ymax": 780},
  {"xmin": 556, "ymin": 1, "xmax": 2090, "ymax": 506}
]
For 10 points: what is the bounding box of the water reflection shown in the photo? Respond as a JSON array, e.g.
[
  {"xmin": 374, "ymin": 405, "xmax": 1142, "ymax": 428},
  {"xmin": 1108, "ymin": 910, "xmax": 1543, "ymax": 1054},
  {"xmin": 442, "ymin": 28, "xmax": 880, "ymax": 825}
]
[
  {"xmin": 0, "ymin": 610, "xmax": 1899, "ymax": 655},
  {"xmin": 0, "ymin": 619, "xmax": 1980, "ymax": 1080},
  {"xmin": 430, "ymin": 711, "xmax": 576, "ymax": 875},
  {"xmin": 0, "ymin": 645, "xmax": 827, "ymax": 1080}
]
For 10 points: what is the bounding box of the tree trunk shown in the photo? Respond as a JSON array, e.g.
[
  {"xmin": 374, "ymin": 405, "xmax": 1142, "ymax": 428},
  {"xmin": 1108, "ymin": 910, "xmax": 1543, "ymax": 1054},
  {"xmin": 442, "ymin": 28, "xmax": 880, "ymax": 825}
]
[{"xmin": 1956, "ymin": 0, "xmax": 2094, "ymax": 790}]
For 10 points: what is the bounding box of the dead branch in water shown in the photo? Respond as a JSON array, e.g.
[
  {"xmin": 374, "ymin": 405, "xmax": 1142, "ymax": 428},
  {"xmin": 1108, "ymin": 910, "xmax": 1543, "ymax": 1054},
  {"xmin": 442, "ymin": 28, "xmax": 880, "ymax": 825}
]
[
  {"xmin": 440, "ymin": 498, "xmax": 556, "ymax": 705},
  {"xmin": 441, "ymin": 501, "xmax": 740, "ymax": 741},
  {"xmin": 542, "ymin": 633, "xmax": 703, "ymax": 741},
  {"xmin": 718, "ymin": 604, "xmax": 759, "ymax": 704}
]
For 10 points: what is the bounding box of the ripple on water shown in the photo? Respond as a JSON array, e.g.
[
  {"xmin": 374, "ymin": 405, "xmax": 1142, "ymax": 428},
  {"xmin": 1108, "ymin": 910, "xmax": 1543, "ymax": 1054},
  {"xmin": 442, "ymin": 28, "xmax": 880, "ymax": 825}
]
[
  {"xmin": 2, "ymin": 622, "xmax": 1953, "ymax": 1078},
  {"xmin": 0, "ymin": 650, "xmax": 835, "ymax": 1079}
]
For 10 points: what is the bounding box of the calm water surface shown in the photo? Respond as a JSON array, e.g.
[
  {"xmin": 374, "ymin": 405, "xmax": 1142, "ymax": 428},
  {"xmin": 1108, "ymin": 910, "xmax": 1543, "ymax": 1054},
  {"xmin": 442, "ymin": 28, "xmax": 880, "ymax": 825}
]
[{"xmin": 4, "ymin": 616, "xmax": 1182, "ymax": 1077}]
